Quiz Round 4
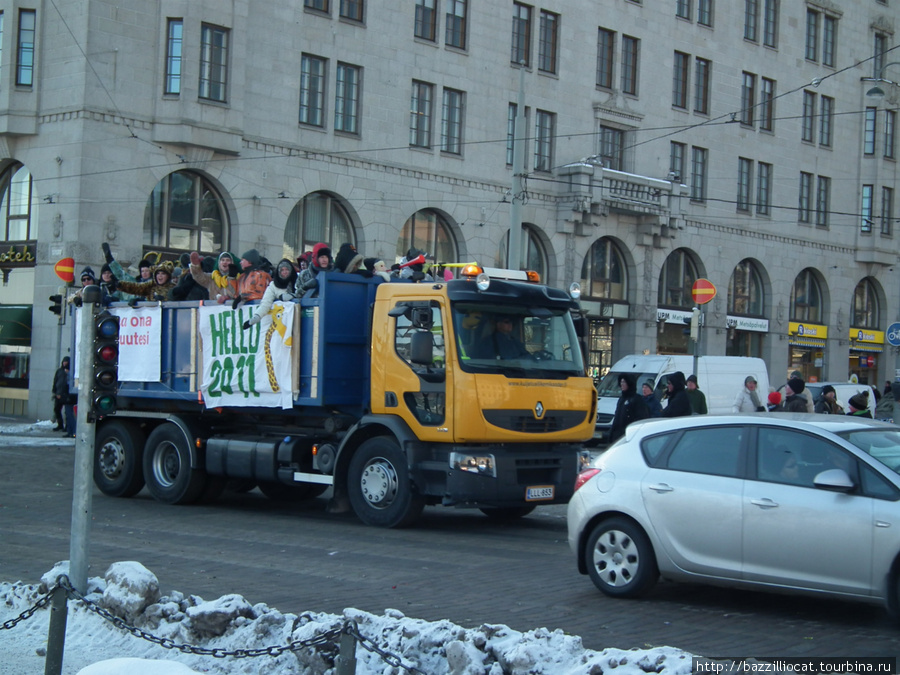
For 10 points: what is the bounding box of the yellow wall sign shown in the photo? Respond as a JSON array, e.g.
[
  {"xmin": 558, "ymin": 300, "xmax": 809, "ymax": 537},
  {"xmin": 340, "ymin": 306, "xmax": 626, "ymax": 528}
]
[
  {"xmin": 788, "ymin": 322, "xmax": 828, "ymax": 339},
  {"xmin": 849, "ymin": 328, "xmax": 884, "ymax": 344}
]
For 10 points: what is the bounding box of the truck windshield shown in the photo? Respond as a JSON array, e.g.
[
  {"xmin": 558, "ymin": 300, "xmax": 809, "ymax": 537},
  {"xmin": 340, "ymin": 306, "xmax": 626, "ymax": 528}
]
[{"xmin": 452, "ymin": 303, "xmax": 584, "ymax": 377}]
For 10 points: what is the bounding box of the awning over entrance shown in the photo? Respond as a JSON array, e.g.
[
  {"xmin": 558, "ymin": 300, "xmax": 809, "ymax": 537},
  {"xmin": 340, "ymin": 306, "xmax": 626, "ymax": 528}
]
[
  {"xmin": 0, "ymin": 305, "xmax": 32, "ymax": 346},
  {"xmin": 788, "ymin": 337, "xmax": 826, "ymax": 348}
]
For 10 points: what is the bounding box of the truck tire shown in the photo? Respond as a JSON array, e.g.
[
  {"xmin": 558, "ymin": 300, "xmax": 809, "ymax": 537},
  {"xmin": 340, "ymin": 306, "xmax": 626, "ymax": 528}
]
[
  {"xmin": 142, "ymin": 424, "xmax": 207, "ymax": 505},
  {"xmin": 347, "ymin": 437, "xmax": 424, "ymax": 528},
  {"xmin": 94, "ymin": 421, "xmax": 145, "ymax": 498}
]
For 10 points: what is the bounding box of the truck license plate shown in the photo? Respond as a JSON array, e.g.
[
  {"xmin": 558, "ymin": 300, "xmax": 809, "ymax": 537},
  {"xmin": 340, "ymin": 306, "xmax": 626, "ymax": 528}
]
[{"xmin": 526, "ymin": 485, "xmax": 554, "ymax": 501}]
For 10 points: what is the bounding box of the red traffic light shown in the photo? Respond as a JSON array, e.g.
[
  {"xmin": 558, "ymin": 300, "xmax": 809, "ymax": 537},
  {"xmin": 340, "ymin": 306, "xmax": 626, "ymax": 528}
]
[{"xmin": 97, "ymin": 344, "xmax": 117, "ymax": 363}]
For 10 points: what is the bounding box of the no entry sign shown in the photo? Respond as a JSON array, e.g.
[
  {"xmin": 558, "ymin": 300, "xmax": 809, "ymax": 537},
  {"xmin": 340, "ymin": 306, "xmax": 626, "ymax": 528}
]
[{"xmin": 691, "ymin": 278, "xmax": 716, "ymax": 305}]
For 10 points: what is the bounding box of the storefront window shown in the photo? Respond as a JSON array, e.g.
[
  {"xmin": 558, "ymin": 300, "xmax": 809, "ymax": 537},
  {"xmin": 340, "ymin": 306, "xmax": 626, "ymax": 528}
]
[
  {"xmin": 397, "ymin": 209, "xmax": 457, "ymax": 265},
  {"xmin": 283, "ymin": 192, "xmax": 355, "ymax": 261},
  {"xmin": 581, "ymin": 238, "xmax": 626, "ymax": 300}
]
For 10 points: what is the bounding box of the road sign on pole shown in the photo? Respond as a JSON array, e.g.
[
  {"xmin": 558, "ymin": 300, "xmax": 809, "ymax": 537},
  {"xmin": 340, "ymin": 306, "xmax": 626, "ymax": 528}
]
[
  {"xmin": 887, "ymin": 322, "xmax": 900, "ymax": 347},
  {"xmin": 54, "ymin": 258, "xmax": 75, "ymax": 283},
  {"xmin": 691, "ymin": 278, "xmax": 716, "ymax": 305}
]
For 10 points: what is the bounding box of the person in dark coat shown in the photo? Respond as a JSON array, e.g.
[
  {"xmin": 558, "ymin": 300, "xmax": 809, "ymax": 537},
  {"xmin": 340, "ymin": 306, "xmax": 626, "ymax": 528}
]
[
  {"xmin": 169, "ymin": 254, "xmax": 215, "ymax": 301},
  {"xmin": 783, "ymin": 377, "xmax": 809, "ymax": 413},
  {"xmin": 846, "ymin": 391, "xmax": 873, "ymax": 418},
  {"xmin": 51, "ymin": 357, "xmax": 70, "ymax": 431},
  {"xmin": 685, "ymin": 374, "xmax": 708, "ymax": 415},
  {"xmin": 641, "ymin": 380, "xmax": 663, "ymax": 417},
  {"xmin": 660, "ymin": 371, "xmax": 692, "ymax": 417},
  {"xmin": 608, "ymin": 373, "xmax": 650, "ymax": 442},
  {"xmin": 334, "ymin": 242, "xmax": 364, "ymax": 274},
  {"xmin": 297, "ymin": 242, "xmax": 333, "ymax": 295}
]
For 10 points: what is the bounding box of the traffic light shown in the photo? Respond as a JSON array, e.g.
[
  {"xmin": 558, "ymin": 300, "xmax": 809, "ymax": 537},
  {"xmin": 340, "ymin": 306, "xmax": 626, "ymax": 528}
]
[
  {"xmin": 49, "ymin": 294, "xmax": 63, "ymax": 316},
  {"xmin": 92, "ymin": 309, "xmax": 119, "ymax": 419}
]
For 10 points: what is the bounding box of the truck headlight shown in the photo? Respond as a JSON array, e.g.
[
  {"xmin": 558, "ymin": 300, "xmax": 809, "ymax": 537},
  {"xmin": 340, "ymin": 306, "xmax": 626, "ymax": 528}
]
[{"xmin": 450, "ymin": 452, "xmax": 496, "ymax": 477}]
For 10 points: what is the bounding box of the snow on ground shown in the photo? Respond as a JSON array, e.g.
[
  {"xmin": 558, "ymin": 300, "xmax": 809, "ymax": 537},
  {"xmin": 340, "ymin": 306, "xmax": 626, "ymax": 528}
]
[{"xmin": 0, "ymin": 561, "xmax": 697, "ymax": 675}]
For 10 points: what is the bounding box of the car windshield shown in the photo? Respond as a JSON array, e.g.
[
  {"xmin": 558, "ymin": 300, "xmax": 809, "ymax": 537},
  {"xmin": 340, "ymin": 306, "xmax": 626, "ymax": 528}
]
[
  {"xmin": 596, "ymin": 371, "xmax": 658, "ymax": 397},
  {"xmin": 837, "ymin": 428, "xmax": 900, "ymax": 475},
  {"xmin": 452, "ymin": 302, "xmax": 583, "ymax": 377}
]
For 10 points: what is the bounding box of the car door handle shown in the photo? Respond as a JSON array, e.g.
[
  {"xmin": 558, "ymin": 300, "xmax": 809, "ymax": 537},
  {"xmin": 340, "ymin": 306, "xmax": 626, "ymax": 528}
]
[
  {"xmin": 750, "ymin": 498, "xmax": 779, "ymax": 509},
  {"xmin": 648, "ymin": 483, "xmax": 674, "ymax": 493}
]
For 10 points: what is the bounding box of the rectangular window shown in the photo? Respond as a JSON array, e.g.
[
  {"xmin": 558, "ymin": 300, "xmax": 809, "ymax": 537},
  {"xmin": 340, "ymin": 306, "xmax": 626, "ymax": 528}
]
[
  {"xmin": 881, "ymin": 186, "xmax": 893, "ymax": 236},
  {"xmin": 741, "ymin": 72, "xmax": 756, "ymax": 126},
  {"xmin": 599, "ymin": 126, "xmax": 624, "ymax": 171},
  {"xmin": 538, "ymin": 10, "xmax": 558, "ymax": 74},
  {"xmin": 694, "ymin": 57, "xmax": 710, "ymax": 114},
  {"xmin": 334, "ymin": 62, "xmax": 360, "ymax": 134},
  {"xmin": 16, "ymin": 9, "xmax": 35, "ymax": 87},
  {"xmin": 621, "ymin": 35, "xmax": 639, "ymax": 95},
  {"xmin": 698, "ymin": 0, "xmax": 712, "ymax": 26},
  {"xmin": 305, "ymin": 0, "xmax": 329, "ymax": 10},
  {"xmin": 534, "ymin": 109, "xmax": 554, "ymax": 172},
  {"xmin": 410, "ymin": 80, "xmax": 433, "ymax": 148},
  {"xmin": 673, "ymin": 51, "xmax": 689, "ymax": 109},
  {"xmin": 445, "ymin": 0, "xmax": 467, "ymax": 49},
  {"xmin": 744, "ymin": 0, "xmax": 758, "ymax": 41},
  {"xmin": 441, "ymin": 87, "xmax": 464, "ymax": 154},
  {"xmin": 801, "ymin": 91, "xmax": 815, "ymax": 143},
  {"xmin": 822, "ymin": 15, "xmax": 836, "ymax": 67},
  {"xmin": 737, "ymin": 158, "xmax": 753, "ymax": 212},
  {"xmin": 340, "ymin": 0, "xmax": 364, "ymax": 21},
  {"xmin": 199, "ymin": 24, "xmax": 228, "ymax": 102},
  {"xmin": 762, "ymin": 0, "xmax": 777, "ymax": 47},
  {"xmin": 164, "ymin": 18, "xmax": 183, "ymax": 96},
  {"xmin": 677, "ymin": 0, "xmax": 692, "ymax": 20},
  {"xmin": 757, "ymin": 162, "xmax": 771, "ymax": 216},
  {"xmin": 415, "ymin": 0, "xmax": 436, "ymax": 41},
  {"xmin": 816, "ymin": 176, "xmax": 830, "ymax": 228},
  {"xmin": 799, "ymin": 172, "xmax": 812, "ymax": 223},
  {"xmin": 691, "ymin": 146, "xmax": 707, "ymax": 203},
  {"xmin": 597, "ymin": 28, "xmax": 615, "ymax": 89},
  {"xmin": 670, "ymin": 141, "xmax": 686, "ymax": 181},
  {"xmin": 874, "ymin": 34, "xmax": 887, "ymax": 79},
  {"xmin": 819, "ymin": 95, "xmax": 833, "ymax": 147},
  {"xmin": 511, "ymin": 3, "xmax": 531, "ymax": 66},
  {"xmin": 861, "ymin": 185, "xmax": 874, "ymax": 233},
  {"xmin": 805, "ymin": 9, "xmax": 818, "ymax": 61},
  {"xmin": 865, "ymin": 107, "xmax": 877, "ymax": 155},
  {"xmin": 885, "ymin": 110, "xmax": 896, "ymax": 159},
  {"xmin": 300, "ymin": 54, "xmax": 327, "ymax": 127},
  {"xmin": 760, "ymin": 77, "xmax": 775, "ymax": 131}
]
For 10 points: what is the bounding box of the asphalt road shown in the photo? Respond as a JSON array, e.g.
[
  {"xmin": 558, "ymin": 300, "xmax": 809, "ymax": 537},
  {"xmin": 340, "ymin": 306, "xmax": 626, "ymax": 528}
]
[{"xmin": 2, "ymin": 434, "xmax": 899, "ymax": 660}]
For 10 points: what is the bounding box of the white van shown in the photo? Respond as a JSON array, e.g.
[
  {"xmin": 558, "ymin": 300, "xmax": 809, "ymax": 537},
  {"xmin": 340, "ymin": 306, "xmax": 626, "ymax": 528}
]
[{"xmin": 593, "ymin": 354, "xmax": 770, "ymax": 442}]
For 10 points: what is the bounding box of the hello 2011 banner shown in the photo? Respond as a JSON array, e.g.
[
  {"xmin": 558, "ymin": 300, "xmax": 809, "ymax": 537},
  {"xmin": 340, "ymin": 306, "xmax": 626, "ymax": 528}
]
[{"xmin": 198, "ymin": 303, "xmax": 294, "ymax": 409}]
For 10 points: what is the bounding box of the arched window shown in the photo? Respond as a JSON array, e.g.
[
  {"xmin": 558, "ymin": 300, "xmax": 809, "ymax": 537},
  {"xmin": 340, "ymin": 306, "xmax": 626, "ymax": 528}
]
[
  {"xmin": 580, "ymin": 238, "xmax": 626, "ymax": 300},
  {"xmin": 143, "ymin": 171, "xmax": 227, "ymax": 258},
  {"xmin": 283, "ymin": 192, "xmax": 354, "ymax": 261},
  {"xmin": 728, "ymin": 259, "xmax": 764, "ymax": 316},
  {"xmin": 396, "ymin": 209, "xmax": 457, "ymax": 263},
  {"xmin": 790, "ymin": 268, "xmax": 823, "ymax": 323},
  {"xmin": 495, "ymin": 224, "xmax": 548, "ymax": 280},
  {"xmin": 852, "ymin": 278, "xmax": 880, "ymax": 328},
  {"xmin": 657, "ymin": 249, "xmax": 698, "ymax": 307},
  {"xmin": 0, "ymin": 163, "xmax": 38, "ymax": 242}
]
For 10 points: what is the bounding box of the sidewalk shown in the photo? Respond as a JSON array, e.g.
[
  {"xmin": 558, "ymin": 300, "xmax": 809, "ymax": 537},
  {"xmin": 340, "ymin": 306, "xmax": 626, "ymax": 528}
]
[{"xmin": 0, "ymin": 417, "xmax": 75, "ymax": 444}]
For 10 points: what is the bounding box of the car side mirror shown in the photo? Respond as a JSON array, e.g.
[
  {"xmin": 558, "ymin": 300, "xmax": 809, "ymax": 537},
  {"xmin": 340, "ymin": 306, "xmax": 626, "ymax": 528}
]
[{"xmin": 813, "ymin": 468, "xmax": 854, "ymax": 493}]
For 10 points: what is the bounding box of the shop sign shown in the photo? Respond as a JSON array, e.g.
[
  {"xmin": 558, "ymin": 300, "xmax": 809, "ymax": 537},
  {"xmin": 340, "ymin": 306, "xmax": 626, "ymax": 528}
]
[
  {"xmin": 657, "ymin": 308, "xmax": 701, "ymax": 324},
  {"xmin": 788, "ymin": 322, "xmax": 828, "ymax": 339},
  {"xmin": 849, "ymin": 328, "xmax": 884, "ymax": 345},
  {"xmin": 726, "ymin": 316, "xmax": 769, "ymax": 332},
  {"xmin": 0, "ymin": 244, "xmax": 35, "ymax": 266}
]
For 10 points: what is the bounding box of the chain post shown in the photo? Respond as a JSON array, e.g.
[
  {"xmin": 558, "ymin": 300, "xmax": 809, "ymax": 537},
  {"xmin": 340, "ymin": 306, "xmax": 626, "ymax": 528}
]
[
  {"xmin": 44, "ymin": 583, "xmax": 68, "ymax": 675},
  {"xmin": 335, "ymin": 620, "xmax": 358, "ymax": 675}
]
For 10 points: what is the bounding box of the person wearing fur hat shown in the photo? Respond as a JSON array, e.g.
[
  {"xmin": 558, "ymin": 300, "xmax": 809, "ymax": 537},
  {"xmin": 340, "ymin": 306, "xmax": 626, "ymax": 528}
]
[
  {"xmin": 814, "ymin": 384, "xmax": 844, "ymax": 414},
  {"xmin": 297, "ymin": 242, "xmax": 333, "ymax": 295},
  {"xmin": 661, "ymin": 371, "xmax": 692, "ymax": 417},
  {"xmin": 189, "ymin": 251, "xmax": 239, "ymax": 304},
  {"xmin": 334, "ymin": 242, "xmax": 364, "ymax": 274},
  {"xmin": 733, "ymin": 375, "xmax": 765, "ymax": 412},
  {"xmin": 242, "ymin": 258, "xmax": 298, "ymax": 329},
  {"xmin": 608, "ymin": 373, "xmax": 650, "ymax": 442},
  {"xmin": 846, "ymin": 390, "xmax": 873, "ymax": 418},
  {"xmin": 783, "ymin": 377, "xmax": 809, "ymax": 413},
  {"xmin": 117, "ymin": 261, "xmax": 177, "ymax": 303}
]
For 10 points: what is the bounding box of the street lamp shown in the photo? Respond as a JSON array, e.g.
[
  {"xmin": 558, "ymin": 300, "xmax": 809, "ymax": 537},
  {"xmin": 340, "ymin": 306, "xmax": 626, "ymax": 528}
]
[{"xmin": 863, "ymin": 62, "xmax": 900, "ymax": 100}]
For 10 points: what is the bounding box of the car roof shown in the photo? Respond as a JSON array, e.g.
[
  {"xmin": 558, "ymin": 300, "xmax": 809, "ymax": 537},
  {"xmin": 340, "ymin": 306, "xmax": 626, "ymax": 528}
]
[{"xmin": 623, "ymin": 413, "xmax": 893, "ymax": 440}]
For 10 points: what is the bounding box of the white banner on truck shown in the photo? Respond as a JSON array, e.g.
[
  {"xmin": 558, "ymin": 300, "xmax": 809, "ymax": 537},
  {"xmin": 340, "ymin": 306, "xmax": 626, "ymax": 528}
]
[
  {"xmin": 198, "ymin": 303, "xmax": 294, "ymax": 409},
  {"xmin": 73, "ymin": 306, "xmax": 162, "ymax": 383}
]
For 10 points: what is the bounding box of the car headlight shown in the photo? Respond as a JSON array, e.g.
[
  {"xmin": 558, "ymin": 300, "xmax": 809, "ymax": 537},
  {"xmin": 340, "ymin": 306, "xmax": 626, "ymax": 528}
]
[{"xmin": 450, "ymin": 452, "xmax": 496, "ymax": 477}]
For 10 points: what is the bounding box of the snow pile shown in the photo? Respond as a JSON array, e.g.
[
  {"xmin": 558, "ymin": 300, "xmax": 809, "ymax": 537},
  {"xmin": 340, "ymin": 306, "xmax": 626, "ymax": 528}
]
[{"xmin": 0, "ymin": 560, "xmax": 697, "ymax": 675}]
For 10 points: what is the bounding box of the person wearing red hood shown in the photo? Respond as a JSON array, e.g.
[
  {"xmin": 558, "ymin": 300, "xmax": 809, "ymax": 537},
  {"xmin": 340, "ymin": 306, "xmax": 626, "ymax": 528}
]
[{"xmin": 297, "ymin": 242, "xmax": 333, "ymax": 294}]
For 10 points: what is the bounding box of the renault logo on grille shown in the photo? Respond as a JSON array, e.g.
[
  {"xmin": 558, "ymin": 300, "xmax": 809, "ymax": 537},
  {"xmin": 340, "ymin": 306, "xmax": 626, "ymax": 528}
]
[{"xmin": 534, "ymin": 401, "xmax": 545, "ymax": 418}]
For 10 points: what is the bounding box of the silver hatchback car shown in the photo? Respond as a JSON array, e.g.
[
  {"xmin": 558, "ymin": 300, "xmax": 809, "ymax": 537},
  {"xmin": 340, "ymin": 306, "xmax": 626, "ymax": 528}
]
[{"xmin": 568, "ymin": 414, "xmax": 900, "ymax": 613}]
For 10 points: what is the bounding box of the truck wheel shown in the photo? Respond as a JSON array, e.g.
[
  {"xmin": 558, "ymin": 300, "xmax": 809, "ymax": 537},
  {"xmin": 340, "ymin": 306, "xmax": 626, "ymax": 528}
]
[
  {"xmin": 348, "ymin": 437, "xmax": 424, "ymax": 528},
  {"xmin": 142, "ymin": 424, "xmax": 207, "ymax": 505},
  {"xmin": 258, "ymin": 481, "xmax": 328, "ymax": 502},
  {"xmin": 479, "ymin": 505, "xmax": 536, "ymax": 520},
  {"xmin": 94, "ymin": 421, "xmax": 145, "ymax": 498}
]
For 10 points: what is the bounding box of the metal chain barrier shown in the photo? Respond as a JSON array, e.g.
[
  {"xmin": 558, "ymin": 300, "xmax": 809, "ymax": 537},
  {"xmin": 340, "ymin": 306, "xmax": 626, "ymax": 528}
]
[{"xmin": 1, "ymin": 575, "xmax": 428, "ymax": 674}]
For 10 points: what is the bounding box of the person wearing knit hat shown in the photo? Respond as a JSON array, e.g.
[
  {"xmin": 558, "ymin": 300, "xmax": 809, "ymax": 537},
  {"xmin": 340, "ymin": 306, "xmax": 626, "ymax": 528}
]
[
  {"xmin": 846, "ymin": 390, "xmax": 873, "ymax": 418},
  {"xmin": 782, "ymin": 377, "xmax": 809, "ymax": 413},
  {"xmin": 297, "ymin": 242, "xmax": 334, "ymax": 295},
  {"xmin": 767, "ymin": 390, "xmax": 782, "ymax": 412},
  {"xmin": 640, "ymin": 379, "xmax": 662, "ymax": 417},
  {"xmin": 733, "ymin": 375, "xmax": 764, "ymax": 412},
  {"xmin": 67, "ymin": 267, "xmax": 98, "ymax": 306},
  {"xmin": 334, "ymin": 242, "xmax": 364, "ymax": 274},
  {"xmin": 778, "ymin": 370, "xmax": 815, "ymax": 412},
  {"xmin": 189, "ymin": 250, "xmax": 239, "ymax": 304},
  {"xmin": 814, "ymin": 384, "xmax": 844, "ymax": 415},
  {"xmin": 685, "ymin": 373, "xmax": 708, "ymax": 415}
]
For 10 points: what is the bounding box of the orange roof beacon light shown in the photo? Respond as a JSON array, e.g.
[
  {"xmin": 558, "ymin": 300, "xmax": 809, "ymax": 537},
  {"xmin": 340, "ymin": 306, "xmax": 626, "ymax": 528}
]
[
  {"xmin": 460, "ymin": 264, "xmax": 484, "ymax": 278},
  {"xmin": 525, "ymin": 270, "xmax": 541, "ymax": 283}
]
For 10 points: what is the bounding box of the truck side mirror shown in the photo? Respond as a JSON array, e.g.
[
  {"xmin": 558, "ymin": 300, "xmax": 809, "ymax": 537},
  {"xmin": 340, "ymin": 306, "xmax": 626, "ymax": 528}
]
[{"xmin": 410, "ymin": 331, "xmax": 434, "ymax": 366}]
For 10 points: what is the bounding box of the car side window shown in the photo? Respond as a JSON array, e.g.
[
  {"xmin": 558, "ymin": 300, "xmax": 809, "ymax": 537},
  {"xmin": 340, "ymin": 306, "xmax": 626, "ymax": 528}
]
[
  {"xmin": 860, "ymin": 464, "xmax": 900, "ymax": 501},
  {"xmin": 641, "ymin": 433, "xmax": 674, "ymax": 465},
  {"xmin": 757, "ymin": 427, "xmax": 857, "ymax": 488},
  {"xmin": 664, "ymin": 427, "xmax": 743, "ymax": 477}
]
